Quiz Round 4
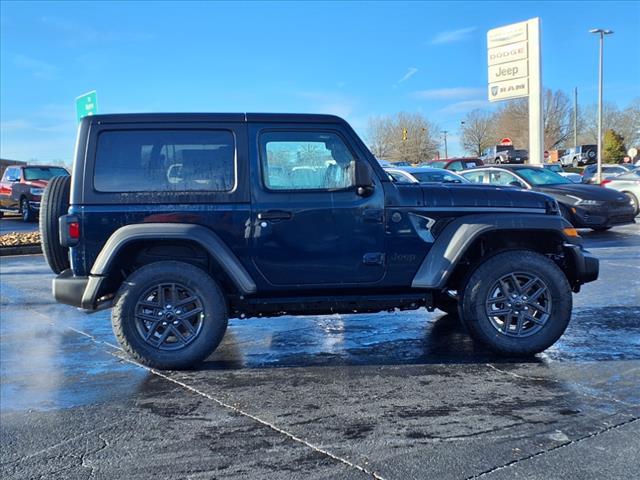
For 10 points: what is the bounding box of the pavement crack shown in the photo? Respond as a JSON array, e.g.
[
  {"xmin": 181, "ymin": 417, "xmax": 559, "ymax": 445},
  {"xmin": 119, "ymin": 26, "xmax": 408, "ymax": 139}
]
[
  {"xmin": 464, "ymin": 417, "xmax": 640, "ymax": 479},
  {"xmin": 485, "ymin": 363, "xmax": 557, "ymax": 382},
  {"xmin": 65, "ymin": 325, "xmax": 386, "ymax": 480}
]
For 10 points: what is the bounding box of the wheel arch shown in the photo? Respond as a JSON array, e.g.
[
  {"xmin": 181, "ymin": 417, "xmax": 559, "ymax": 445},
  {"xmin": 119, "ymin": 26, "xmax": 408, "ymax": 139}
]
[
  {"xmin": 411, "ymin": 214, "xmax": 578, "ymax": 291},
  {"xmin": 91, "ymin": 223, "xmax": 257, "ymax": 298}
]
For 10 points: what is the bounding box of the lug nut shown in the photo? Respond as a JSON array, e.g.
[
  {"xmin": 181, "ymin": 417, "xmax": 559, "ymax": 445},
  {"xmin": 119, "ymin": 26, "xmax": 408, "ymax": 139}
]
[
  {"xmin": 173, "ymin": 321, "xmax": 179, "ymax": 325},
  {"xmin": 162, "ymin": 321, "xmax": 168, "ymax": 326}
]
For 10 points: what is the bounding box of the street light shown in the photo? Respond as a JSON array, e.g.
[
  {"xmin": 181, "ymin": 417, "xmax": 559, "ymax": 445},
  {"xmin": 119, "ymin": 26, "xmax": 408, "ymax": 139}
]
[
  {"xmin": 443, "ymin": 130, "xmax": 448, "ymax": 159},
  {"xmin": 590, "ymin": 28, "xmax": 613, "ymax": 184}
]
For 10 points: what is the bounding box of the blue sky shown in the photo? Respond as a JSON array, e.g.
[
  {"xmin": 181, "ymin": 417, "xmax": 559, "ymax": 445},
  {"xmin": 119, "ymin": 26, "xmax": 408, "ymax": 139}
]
[{"xmin": 1, "ymin": 0, "xmax": 639, "ymax": 162}]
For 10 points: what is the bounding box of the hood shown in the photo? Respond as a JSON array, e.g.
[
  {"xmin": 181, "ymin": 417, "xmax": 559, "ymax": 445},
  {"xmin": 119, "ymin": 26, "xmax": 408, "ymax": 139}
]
[
  {"xmin": 535, "ymin": 183, "xmax": 628, "ymax": 202},
  {"xmin": 419, "ymin": 183, "xmax": 552, "ymax": 210},
  {"xmin": 24, "ymin": 180, "xmax": 48, "ymax": 188}
]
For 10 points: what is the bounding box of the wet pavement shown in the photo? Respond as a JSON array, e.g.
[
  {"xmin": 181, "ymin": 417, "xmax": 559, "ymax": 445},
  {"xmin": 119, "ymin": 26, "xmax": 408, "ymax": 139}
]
[
  {"xmin": 1, "ymin": 223, "xmax": 639, "ymax": 479},
  {"xmin": 0, "ymin": 215, "xmax": 39, "ymax": 234}
]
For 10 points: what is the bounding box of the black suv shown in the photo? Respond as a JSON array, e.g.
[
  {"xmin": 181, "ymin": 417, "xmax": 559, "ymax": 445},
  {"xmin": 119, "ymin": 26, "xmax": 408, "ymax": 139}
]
[{"xmin": 41, "ymin": 113, "xmax": 598, "ymax": 369}]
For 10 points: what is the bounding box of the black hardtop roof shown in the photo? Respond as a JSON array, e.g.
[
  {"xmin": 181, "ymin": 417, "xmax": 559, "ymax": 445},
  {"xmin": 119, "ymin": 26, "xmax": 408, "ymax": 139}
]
[{"xmin": 86, "ymin": 113, "xmax": 347, "ymax": 124}]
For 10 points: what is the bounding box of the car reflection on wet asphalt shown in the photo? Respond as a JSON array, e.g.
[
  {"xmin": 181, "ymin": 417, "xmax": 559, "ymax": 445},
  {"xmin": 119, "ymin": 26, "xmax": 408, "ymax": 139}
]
[{"xmin": 1, "ymin": 223, "xmax": 639, "ymax": 479}]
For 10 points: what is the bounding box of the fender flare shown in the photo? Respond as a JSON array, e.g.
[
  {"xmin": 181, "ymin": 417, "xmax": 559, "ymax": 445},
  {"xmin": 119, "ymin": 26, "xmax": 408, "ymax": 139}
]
[
  {"xmin": 90, "ymin": 223, "xmax": 257, "ymax": 295},
  {"xmin": 411, "ymin": 214, "xmax": 573, "ymax": 289}
]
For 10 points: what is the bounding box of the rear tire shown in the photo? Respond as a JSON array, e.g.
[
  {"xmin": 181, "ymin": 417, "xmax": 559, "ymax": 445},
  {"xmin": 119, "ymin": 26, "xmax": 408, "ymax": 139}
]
[
  {"xmin": 40, "ymin": 175, "xmax": 71, "ymax": 273},
  {"xmin": 460, "ymin": 250, "xmax": 572, "ymax": 356},
  {"xmin": 112, "ymin": 261, "xmax": 228, "ymax": 370}
]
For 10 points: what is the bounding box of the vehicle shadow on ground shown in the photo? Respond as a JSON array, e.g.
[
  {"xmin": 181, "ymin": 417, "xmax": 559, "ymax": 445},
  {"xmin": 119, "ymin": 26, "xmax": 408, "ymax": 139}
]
[{"xmin": 198, "ymin": 314, "xmax": 544, "ymax": 371}]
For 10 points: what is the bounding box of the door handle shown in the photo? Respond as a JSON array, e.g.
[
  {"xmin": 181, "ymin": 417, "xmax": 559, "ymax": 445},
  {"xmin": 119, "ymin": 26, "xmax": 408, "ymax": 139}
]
[{"xmin": 257, "ymin": 210, "xmax": 293, "ymax": 221}]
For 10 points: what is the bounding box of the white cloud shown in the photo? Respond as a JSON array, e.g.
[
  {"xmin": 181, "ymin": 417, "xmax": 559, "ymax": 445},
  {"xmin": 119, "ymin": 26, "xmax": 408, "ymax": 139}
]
[
  {"xmin": 13, "ymin": 54, "xmax": 58, "ymax": 79},
  {"xmin": 397, "ymin": 67, "xmax": 418, "ymax": 84},
  {"xmin": 430, "ymin": 27, "xmax": 477, "ymax": 45},
  {"xmin": 438, "ymin": 99, "xmax": 492, "ymax": 114},
  {"xmin": 412, "ymin": 87, "xmax": 484, "ymax": 100}
]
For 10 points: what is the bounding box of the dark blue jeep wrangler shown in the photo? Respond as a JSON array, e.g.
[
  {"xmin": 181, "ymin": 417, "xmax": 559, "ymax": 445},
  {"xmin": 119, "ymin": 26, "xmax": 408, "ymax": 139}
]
[{"xmin": 40, "ymin": 113, "xmax": 599, "ymax": 369}]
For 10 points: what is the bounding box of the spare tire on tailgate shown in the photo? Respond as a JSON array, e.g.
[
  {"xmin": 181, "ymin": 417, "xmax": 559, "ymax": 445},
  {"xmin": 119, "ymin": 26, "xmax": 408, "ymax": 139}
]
[{"xmin": 40, "ymin": 175, "xmax": 71, "ymax": 274}]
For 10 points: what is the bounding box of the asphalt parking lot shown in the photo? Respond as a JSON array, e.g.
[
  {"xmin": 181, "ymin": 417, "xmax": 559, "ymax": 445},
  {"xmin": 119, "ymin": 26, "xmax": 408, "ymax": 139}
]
[
  {"xmin": 0, "ymin": 216, "xmax": 39, "ymax": 234},
  {"xmin": 1, "ymin": 223, "xmax": 639, "ymax": 480}
]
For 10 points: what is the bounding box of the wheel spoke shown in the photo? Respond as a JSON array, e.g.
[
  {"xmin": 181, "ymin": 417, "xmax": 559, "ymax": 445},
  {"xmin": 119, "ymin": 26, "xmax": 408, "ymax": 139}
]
[
  {"xmin": 156, "ymin": 325, "xmax": 173, "ymax": 345},
  {"xmin": 528, "ymin": 286, "xmax": 546, "ymax": 302},
  {"xmin": 520, "ymin": 277, "xmax": 538, "ymax": 295},
  {"xmin": 178, "ymin": 307, "xmax": 203, "ymax": 320},
  {"xmin": 176, "ymin": 295, "xmax": 198, "ymax": 307},
  {"xmin": 171, "ymin": 325, "xmax": 187, "ymax": 343},
  {"xmin": 527, "ymin": 301, "xmax": 549, "ymax": 315},
  {"xmin": 138, "ymin": 301, "xmax": 159, "ymax": 309},
  {"xmin": 144, "ymin": 320, "xmax": 162, "ymax": 341},
  {"xmin": 510, "ymin": 274, "xmax": 522, "ymax": 294},
  {"xmin": 515, "ymin": 312, "xmax": 526, "ymax": 334},
  {"xmin": 524, "ymin": 312, "xmax": 545, "ymax": 325},
  {"xmin": 136, "ymin": 312, "xmax": 160, "ymax": 323},
  {"xmin": 486, "ymin": 296, "xmax": 507, "ymax": 306},
  {"xmin": 488, "ymin": 308, "xmax": 511, "ymax": 316},
  {"xmin": 179, "ymin": 318, "xmax": 196, "ymax": 335}
]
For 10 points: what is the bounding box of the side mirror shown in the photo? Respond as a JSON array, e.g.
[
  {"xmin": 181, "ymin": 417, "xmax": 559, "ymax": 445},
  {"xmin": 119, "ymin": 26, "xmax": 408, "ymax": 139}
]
[{"xmin": 354, "ymin": 161, "xmax": 374, "ymax": 196}]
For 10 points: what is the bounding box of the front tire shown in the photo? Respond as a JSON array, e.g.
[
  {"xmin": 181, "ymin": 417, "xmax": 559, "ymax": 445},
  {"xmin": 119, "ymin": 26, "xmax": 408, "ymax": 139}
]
[
  {"xmin": 623, "ymin": 191, "xmax": 639, "ymax": 215},
  {"xmin": 112, "ymin": 261, "xmax": 228, "ymax": 370},
  {"xmin": 460, "ymin": 250, "xmax": 572, "ymax": 356},
  {"xmin": 21, "ymin": 198, "xmax": 35, "ymax": 222}
]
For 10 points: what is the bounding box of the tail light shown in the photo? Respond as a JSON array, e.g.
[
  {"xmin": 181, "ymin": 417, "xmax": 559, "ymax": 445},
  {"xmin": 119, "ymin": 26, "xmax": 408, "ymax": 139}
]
[
  {"xmin": 600, "ymin": 179, "xmax": 612, "ymax": 186},
  {"xmin": 59, "ymin": 214, "xmax": 80, "ymax": 247}
]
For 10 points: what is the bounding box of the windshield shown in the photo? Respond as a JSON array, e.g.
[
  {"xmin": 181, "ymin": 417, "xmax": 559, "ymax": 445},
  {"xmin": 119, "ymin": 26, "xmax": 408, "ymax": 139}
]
[
  {"xmin": 515, "ymin": 168, "xmax": 571, "ymax": 186},
  {"xmin": 544, "ymin": 164, "xmax": 562, "ymax": 173},
  {"xmin": 23, "ymin": 166, "xmax": 69, "ymax": 181},
  {"xmin": 429, "ymin": 161, "xmax": 446, "ymax": 168},
  {"xmin": 411, "ymin": 171, "xmax": 468, "ymax": 183}
]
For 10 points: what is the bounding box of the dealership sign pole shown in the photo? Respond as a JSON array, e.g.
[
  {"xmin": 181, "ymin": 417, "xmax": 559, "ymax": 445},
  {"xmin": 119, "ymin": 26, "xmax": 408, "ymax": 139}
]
[{"xmin": 487, "ymin": 18, "xmax": 543, "ymax": 164}]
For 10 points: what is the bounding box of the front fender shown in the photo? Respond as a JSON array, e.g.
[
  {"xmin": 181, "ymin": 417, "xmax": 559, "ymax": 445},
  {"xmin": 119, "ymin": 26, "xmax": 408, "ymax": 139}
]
[{"xmin": 411, "ymin": 214, "xmax": 575, "ymax": 289}]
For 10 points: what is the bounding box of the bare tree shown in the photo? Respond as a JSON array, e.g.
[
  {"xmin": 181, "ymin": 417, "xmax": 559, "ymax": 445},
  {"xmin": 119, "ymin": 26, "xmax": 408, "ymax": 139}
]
[
  {"xmin": 367, "ymin": 112, "xmax": 440, "ymax": 164},
  {"xmin": 460, "ymin": 109, "xmax": 495, "ymax": 156},
  {"xmin": 491, "ymin": 89, "xmax": 572, "ymax": 150},
  {"xmin": 580, "ymin": 98, "xmax": 640, "ymax": 147}
]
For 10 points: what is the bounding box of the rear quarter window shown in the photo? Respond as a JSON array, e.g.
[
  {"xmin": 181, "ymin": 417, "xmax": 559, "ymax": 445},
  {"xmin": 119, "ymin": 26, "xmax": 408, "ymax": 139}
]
[{"xmin": 94, "ymin": 130, "xmax": 235, "ymax": 193}]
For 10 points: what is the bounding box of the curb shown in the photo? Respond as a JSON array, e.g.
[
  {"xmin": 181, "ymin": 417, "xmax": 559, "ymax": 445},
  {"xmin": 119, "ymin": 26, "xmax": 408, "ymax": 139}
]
[{"xmin": 0, "ymin": 244, "xmax": 42, "ymax": 256}]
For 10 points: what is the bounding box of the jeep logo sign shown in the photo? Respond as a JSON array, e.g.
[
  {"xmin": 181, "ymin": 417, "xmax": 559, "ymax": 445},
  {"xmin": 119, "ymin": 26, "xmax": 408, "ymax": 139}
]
[{"xmin": 488, "ymin": 59, "xmax": 528, "ymax": 82}]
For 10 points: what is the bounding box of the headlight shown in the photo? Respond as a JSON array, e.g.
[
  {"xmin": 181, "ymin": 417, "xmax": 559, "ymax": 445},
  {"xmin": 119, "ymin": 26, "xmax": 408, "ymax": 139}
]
[
  {"xmin": 30, "ymin": 188, "xmax": 44, "ymax": 196},
  {"xmin": 565, "ymin": 195, "xmax": 603, "ymax": 206}
]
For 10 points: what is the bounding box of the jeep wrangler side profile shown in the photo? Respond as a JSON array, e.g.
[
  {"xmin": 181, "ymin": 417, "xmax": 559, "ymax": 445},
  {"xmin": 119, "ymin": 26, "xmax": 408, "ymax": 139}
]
[{"xmin": 42, "ymin": 113, "xmax": 599, "ymax": 370}]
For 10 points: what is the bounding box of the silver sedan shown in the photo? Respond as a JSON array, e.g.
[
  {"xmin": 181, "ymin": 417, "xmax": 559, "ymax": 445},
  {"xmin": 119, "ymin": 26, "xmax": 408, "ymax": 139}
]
[{"xmin": 602, "ymin": 171, "xmax": 640, "ymax": 215}]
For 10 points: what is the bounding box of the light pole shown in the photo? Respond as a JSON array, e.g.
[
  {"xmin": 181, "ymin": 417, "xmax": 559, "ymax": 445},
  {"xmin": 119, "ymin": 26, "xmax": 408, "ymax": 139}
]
[
  {"xmin": 590, "ymin": 28, "xmax": 613, "ymax": 184},
  {"xmin": 443, "ymin": 130, "xmax": 448, "ymax": 159}
]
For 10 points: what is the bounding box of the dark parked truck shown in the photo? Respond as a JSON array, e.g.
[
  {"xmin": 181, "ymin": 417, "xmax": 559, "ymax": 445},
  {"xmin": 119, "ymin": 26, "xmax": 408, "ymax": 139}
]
[
  {"xmin": 0, "ymin": 165, "xmax": 69, "ymax": 221},
  {"xmin": 41, "ymin": 113, "xmax": 599, "ymax": 369}
]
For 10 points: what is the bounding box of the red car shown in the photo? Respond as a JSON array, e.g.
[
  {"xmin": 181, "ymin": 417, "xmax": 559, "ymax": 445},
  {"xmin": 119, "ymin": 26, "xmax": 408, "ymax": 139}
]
[
  {"xmin": 0, "ymin": 165, "xmax": 69, "ymax": 222},
  {"xmin": 427, "ymin": 157, "xmax": 484, "ymax": 171}
]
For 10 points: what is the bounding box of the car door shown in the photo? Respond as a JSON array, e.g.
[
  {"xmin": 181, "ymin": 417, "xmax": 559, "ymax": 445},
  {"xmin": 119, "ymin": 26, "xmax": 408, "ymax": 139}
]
[{"xmin": 249, "ymin": 125, "xmax": 386, "ymax": 287}]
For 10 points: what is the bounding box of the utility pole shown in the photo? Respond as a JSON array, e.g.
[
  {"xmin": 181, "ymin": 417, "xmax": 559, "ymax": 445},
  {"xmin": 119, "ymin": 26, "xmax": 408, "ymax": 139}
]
[
  {"xmin": 443, "ymin": 130, "xmax": 448, "ymax": 159},
  {"xmin": 573, "ymin": 87, "xmax": 578, "ymax": 147},
  {"xmin": 590, "ymin": 28, "xmax": 613, "ymax": 184}
]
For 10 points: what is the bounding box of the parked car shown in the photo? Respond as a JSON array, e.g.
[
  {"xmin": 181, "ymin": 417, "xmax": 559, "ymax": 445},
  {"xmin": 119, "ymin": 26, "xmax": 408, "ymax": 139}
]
[
  {"xmin": 460, "ymin": 165, "xmax": 636, "ymax": 231},
  {"xmin": 601, "ymin": 171, "xmax": 640, "ymax": 215},
  {"xmin": 0, "ymin": 165, "xmax": 70, "ymax": 221},
  {"xmin": 427, "ymin": 158, "xmax": 484, "ymax": 171},
  {"xmin": 581, "ymin": 164, "xmax": 633, "ymax": 184},
  {"xmin": 542, "ymin": 163, "xmax": 582, "ymax": 183},
  {"xmin": 384, "ymin": 166, "xmax": 469, "ymax": 184},
  {"xmin": 42, "ymin": 113, "xmax": 598, "ymax": 369},
  {"xmin": 559, "ymin": 145, "xmax": 597, "ymax": 167},
  {"xmin": 480, "ymin": 145, "xmax": 528, "ymax": 164}
]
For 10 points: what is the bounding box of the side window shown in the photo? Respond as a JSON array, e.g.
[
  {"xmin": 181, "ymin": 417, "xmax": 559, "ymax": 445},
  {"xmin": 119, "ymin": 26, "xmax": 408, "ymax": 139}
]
[
  {"xmin": 388, "ymin": 171, "xmax": 413, "ymax": 183},
  {"xmin": 448, "ymin": 161, "xmax": 463, "ymax": 171},
  {"xmin": 3, "ymin": 167, "xmax": 20, "ymax": 181},
  {"xmin": 260, "ymin": 131, "xmax": 355, "ymax": 191},
  {"xmin": 94, "ymin": 130, "xmax": 235, "ymax": 192},
  {"xmin": 489, "ymin": 171, "xmax": 520, "ymax": 186},
  {"xmin": 462, "ymin": 170, "xmax": 487, "ymax": 183}
]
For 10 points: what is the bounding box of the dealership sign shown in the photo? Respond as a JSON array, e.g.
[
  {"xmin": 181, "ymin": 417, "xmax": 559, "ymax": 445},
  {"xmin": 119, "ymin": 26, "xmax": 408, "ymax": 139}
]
[
  {"xmin": 487, "ymin": 21, "xmax": 538, "ymax": 102},
  {"xmin": 487, "ymin": 18, "xmax": 543, "ymax": 165}
]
